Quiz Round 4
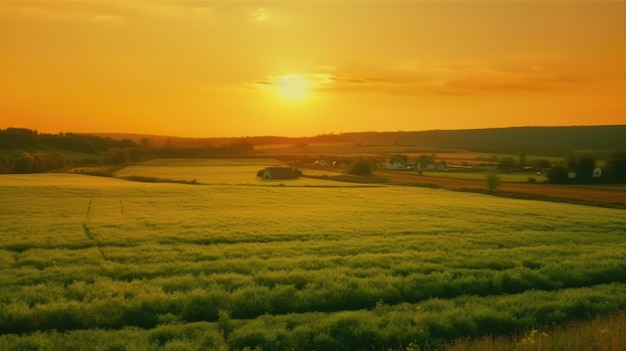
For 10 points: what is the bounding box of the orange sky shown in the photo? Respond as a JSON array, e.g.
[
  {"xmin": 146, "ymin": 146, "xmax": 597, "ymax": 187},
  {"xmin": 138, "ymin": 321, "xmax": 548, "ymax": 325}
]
[{"xmin": 1, "ymin": 1, "xmax": 625, "ymax": 137}]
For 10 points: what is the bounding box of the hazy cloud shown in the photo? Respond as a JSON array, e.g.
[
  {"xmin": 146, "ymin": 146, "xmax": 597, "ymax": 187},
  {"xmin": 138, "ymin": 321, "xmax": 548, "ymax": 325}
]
[
  {"xmin": 250, "ymin": 7, "xmax": 268, "ymax": 22},
  {"xmin": 245, "ymin": 61, "xmax": 581, "ymax": 97},
  {"xmin": 434, "ymin": 65, "xmax": 582, "ymax": 96},
  {"xmin": 1, "ymin": 1, "xmax": 213, "ymax": 21}
]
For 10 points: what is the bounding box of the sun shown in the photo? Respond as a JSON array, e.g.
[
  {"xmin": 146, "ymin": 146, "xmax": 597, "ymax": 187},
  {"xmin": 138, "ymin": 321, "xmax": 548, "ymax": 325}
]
[{"xmin": 276, "ymin": 75, "xmax": 311, "ymax": 102}]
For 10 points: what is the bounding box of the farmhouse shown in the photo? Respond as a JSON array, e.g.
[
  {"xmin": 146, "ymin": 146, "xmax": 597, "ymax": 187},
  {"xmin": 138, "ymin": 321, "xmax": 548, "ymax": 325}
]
[
  {"xmin": 386, "ymin": 155, "xmax": 409, "ymax": 170},
  {"xmin": 593, "ymin": 167, "xmax": 602, "ymax": 178},
  {"xmin": 333, "ymin": 159, "xmax": 352, "ymax": 168},
  {"xmin": 417, "ymin": 156, "xmax": 436, "ymax": 170},
  {"xmin": 315, "ymin": 159, "xmax": 330, "ymax": 167},
  {"xmin": 257, "ymin": 167, "xmax": 301, "ymax": 179}
]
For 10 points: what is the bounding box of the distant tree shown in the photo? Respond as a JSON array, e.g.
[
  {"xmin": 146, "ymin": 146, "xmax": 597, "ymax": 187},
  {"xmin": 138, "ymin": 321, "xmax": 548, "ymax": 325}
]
[
  {"xmin": 46, "ymin": 153, "xmax": 73, "ymax": 170},
  {"xmin": 140, "ymin": 138, "xmax": 151, "ymax": 148},
  {"xmin": 104, "ymin": 147, "xmax": 130, "ymax": 165},
  {"xmin": 519, "ymin": 152, "xmax": 527, "ymax": 168},
  {"xmin": 605, "ymin": 150, "xmax": 626, "ymax": 183},
  {"xmin": 547, "ymin": 165, "xmax": 569, "ymax": 184},
  {"xmin": 575, "ymin": 156, "xmax": 596, "ymax": 184},
  {"xmin": 227, "ymin": 139, "xmax": 254, "ymax": 154},
  {"xmin": 0, "ymin": 128, "xmax": 41, "ymax": 149},
  {"xmin": 485, "ymin": 172, "xmax": 501, "ymax": 192},
  {"xmin": 0, "ymin": 157, "xmax": 9, "ymax": 173},
  {"xmin": 567, "ymin": 157, "xmax": 578, "ymax": 172},
  {"xmin": 13, "ymin": 152, "xmax": 36, "ymax": 173},
  {"xmin": 125, "ymin": 147, "xmax": 146, "ymax": 163},
  {"xmin": 529, "ymin": 158, "xmax": 552, "ymax": 170},
  {"xmin": 347, "ymin": 159, "xmax": 372, "ymax": 176},
  {"xmin": 30, "ymin": 152, "xmax": 48, "ymax": 172},
  {"xmin": 497, "ymin": 157, "xmax": 516, "ymax": 171}
]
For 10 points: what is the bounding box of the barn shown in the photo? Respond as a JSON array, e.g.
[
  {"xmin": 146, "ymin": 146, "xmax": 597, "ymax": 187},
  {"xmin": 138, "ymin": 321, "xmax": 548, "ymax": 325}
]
[{"xmin": 257, "ymin": 167, "xmax": 301, "ymax": 179}]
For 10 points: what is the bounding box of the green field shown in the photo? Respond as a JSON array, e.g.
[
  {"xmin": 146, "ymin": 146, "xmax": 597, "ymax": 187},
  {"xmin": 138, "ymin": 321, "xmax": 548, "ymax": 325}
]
[
  {"xmin": 401, "ymin": 170, "xmax": 545, "ymax": 183},
  {"xmin": 113, "ymin": 158, "xmax": 362, "ymax": 187},
  {"xmin": 1, "ymin": 171, "xmax": 625, "ymax": 350}
]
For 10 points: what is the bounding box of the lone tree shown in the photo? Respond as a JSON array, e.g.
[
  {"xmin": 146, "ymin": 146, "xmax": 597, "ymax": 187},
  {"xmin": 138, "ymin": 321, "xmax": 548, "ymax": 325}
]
[
  {"xmin": 485, "ymin": 171, "xmax": 501, "ymax": 192},
  {"xmin": 606, "ymin": 150, "xmax": 626, "ymax": 183},
  {"xmin": 547, "ymin": 165, "xmax": 569, "ymax": 184},
  {"xmin": 347, "ymin": 159, "xmax": 372, "ymax": 176},
  {"xmin": 575, "ymin": 155, "xmax": 596, "ymax": 184}
]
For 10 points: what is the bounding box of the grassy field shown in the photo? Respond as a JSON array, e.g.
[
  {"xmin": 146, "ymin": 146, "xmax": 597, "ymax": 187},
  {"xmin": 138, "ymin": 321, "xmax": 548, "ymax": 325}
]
[
  {"xmin": 0, "ymin": 170, "xmax": 625, "ymax": 350},
  {"xmin": 113, "ymin": 158, "xmax": 365, "ymax": 187},
  {"xmin": 442, "ymin": 312, "xmax": 626, "ymax": 351},
  {"xmin": 406, "ymin": 170, "xmax": 545, "ymax": 183}
]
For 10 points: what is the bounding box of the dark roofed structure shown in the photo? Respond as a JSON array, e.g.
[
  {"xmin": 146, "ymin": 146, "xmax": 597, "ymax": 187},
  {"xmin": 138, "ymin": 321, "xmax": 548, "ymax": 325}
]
[{"xmin": 257, "ymin": 167, "xmax": 301, "ymax": 179}]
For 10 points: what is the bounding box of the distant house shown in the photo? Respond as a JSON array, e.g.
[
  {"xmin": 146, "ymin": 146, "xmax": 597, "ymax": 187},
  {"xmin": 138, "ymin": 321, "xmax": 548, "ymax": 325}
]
[
  {"xmin": 333, "ymin": 159, "xmax": 352, "ymax": 168},
  {"xmin": 593, "ymin": 167, "xmax": 602, "ymax": 178},
  {"xmin": 257, "ymin": 167, "xmax": 301, "ymax": 179},
  {"xmin": 417, "ymin": 156, "xmax": 435, "ymax": 171},
  {"xmin": 387, "ymin": 155, "xmax": 408, "ymax": 170},
  {"xmin": 315, "ymin": 159, "xmax": 330, "ymax": 167}
]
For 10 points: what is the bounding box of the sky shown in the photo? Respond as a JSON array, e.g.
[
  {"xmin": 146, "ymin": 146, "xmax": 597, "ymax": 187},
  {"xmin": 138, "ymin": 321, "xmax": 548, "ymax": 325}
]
[{"xmin": 1, "ymin": 1, "xmax": 626, "ymax": 138}]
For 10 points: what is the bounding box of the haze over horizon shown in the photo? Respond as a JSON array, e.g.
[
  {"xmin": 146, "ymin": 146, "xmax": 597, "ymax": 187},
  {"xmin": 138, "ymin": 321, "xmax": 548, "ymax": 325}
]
[{"xmin": 2, "ymin": 1, "xmax": 626, "ymax": 138}]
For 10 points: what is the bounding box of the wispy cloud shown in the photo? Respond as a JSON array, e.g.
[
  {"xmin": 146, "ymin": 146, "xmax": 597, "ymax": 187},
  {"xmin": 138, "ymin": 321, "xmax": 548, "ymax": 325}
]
[
  {"xmin": 247, "ymin": 62, "xmax": 582, "ymax": 97},
  {"xmin": 1, "ymin": 1, "xmax": 213, "ymax": 22},
  {"xmin": 1, "ymin": 2, "xmax": 125, "ymax": 22},
  {"xmin": 434, "ymin": 64, "xmax": 583, "ymax": 96},
  {"xmin": 250, "ymin": 7, "xmax": 268, "ymax": 22}
]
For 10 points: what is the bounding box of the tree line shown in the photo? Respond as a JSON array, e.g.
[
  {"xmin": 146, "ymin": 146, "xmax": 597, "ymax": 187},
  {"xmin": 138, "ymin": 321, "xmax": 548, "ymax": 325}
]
[
  {"xmin": 548, "ymin": 151, "xmax": 626, "ymax": 184},
  {"xmin": 0, "ymin": 127, "xmax": 255, "ymax": 173},
  {"xmin": 0, "ymin": 127, "xmax": 136, "ymax": 153},
  {"xmin": 0, "ymin": 152, "xmax": 73, "ymax": 173}
]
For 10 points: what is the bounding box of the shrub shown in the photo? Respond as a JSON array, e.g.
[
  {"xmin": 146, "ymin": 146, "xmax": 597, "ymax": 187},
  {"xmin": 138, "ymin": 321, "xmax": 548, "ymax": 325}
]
[
  {"xmin": 485, "ymin": 172, "xmax": 500, "ymax": 192},
  {"xmin": 347, "ymin": 159, "xmax": 372, "ymax": 176},
  {"xmin": 547, "ymin": 165, "xmax": 569, "ymax": 184}
]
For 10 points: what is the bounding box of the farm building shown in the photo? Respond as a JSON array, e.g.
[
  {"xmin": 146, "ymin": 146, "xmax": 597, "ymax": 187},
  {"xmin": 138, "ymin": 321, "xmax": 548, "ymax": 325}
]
[
  {"xmin": 593, "ymin": 167, "xmax": 602, "ymax": 178},
  {"xmin": 417, "ymin": 156, "xmax": 435, "ymax": 170},
  {"xmin": 333, "ymin": 159, "xmax": 353, "ymax": 168},
  {"xmin": 257, "ymin": 167, "xmax": 301, "ymax": 179},
  {"xmin": 387, "ymin": 155, "xmax": 409, "ymax": 170},
  {"xmin": 315, "ymin": 159, "xmax": 330, "ymax": 167}
]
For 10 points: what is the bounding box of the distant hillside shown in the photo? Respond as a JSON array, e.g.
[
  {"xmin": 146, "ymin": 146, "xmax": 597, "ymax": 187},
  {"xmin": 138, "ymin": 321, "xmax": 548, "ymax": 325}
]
[
  {"xmin": 95, "ymin": 125, "xmax": 626, "ymax": 156},
  {"xmin": 343, "ymin": 125, "xmax": 626, "ymax": 155},
  {"xmin": 0, "ymin": 128, "xmax": 138, "ymax": 172}
]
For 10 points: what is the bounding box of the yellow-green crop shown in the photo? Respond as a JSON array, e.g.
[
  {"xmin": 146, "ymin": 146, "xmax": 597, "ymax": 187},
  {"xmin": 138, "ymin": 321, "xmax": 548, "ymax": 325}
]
[{"xmin": 0, "ymin": 171, "xmax": 625, "ymax": 350}]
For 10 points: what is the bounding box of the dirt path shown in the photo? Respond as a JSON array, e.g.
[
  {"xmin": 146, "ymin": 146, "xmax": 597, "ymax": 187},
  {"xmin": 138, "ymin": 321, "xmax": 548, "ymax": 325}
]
[{"xmin": 375, "ymin": 170, "xmax": 626, "ymax": 207}]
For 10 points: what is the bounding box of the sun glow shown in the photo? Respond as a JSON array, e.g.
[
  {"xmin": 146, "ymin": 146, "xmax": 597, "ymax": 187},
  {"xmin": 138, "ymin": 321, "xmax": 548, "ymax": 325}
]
[{"xmin": 277, "ymin": 75, "xmax": 311, "ymax": 102}]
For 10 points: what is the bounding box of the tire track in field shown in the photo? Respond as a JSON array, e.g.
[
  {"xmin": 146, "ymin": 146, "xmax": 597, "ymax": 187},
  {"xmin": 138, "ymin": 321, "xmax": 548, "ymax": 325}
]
[{"xmin": 83, "ymin": 193, "xmax": 107, "ymax": 261}]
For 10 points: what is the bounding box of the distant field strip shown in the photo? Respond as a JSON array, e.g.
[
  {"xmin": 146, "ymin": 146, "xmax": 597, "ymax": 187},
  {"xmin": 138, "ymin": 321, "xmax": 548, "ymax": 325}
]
[
  {"xmin": 114, "ymin": 158, "xmax": 363, "ymax": 187},
  {"xmin": 0, "ymin": 173, "xmax": 625, "ymax": 350}
]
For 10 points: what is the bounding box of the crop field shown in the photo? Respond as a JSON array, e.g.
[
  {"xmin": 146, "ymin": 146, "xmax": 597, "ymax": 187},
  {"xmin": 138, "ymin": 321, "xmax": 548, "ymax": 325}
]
[
  {"xmin": 1, "ymin": 171, "xmax": 626, "ymax": 350},
  {"xmin": 113, "ymin": 158, "xmax": 359, "ymax": 187},
  {"xmin": 407, "ymin": 170, "xmax": 544, "ymax": 183}
]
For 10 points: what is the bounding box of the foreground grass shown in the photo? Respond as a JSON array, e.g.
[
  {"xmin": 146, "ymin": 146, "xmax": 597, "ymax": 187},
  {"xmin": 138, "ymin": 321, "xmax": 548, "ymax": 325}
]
[
  {"xmin": 0, "ymin": 173, "xmax": 625, "ymax": 350},
  {"xmin": 443, "ymin": 312, "xmax": 625, "ymax": 351}
]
